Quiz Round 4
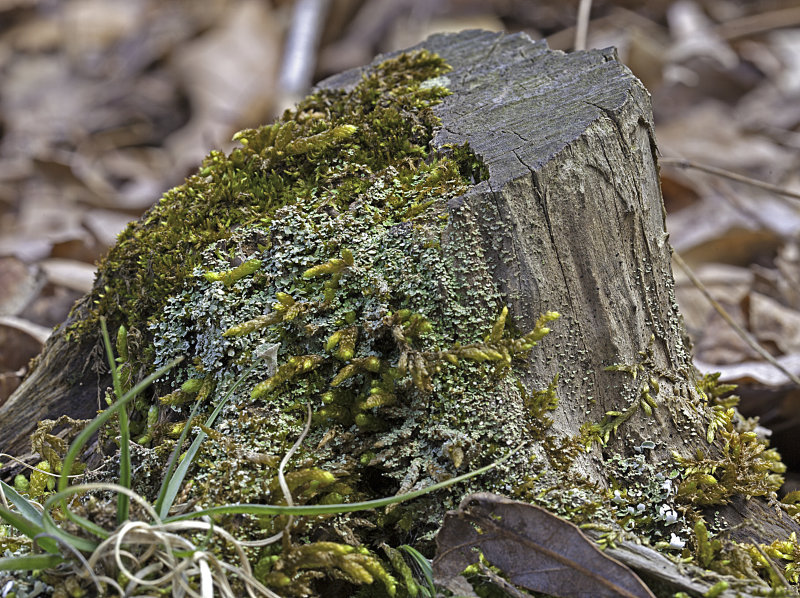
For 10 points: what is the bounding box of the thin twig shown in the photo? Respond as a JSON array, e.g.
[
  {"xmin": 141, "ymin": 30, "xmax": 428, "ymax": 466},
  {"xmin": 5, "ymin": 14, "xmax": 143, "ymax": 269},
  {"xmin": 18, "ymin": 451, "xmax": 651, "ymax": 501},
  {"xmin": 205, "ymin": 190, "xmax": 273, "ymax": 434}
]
[
  {"xmin": 478, "ymin": 563, "xmax": 535, "ymax": 598},
  {"xmin": 661, "ymin": 157, "xmax": 800, "ymax": 203},
  {"xmin": 753, "ymin": 544, "xmax": 792, "ymax": 591},
  {"xmin": 714, "ymin": 6, "xmax": 800, "ymax": 40},
  {"xmin": 277, "ymin": 0, "xmax": 331, "ymax": 111},
  {"xmin": 574, "ymin": 0, "xmax": 593, "ymax": 50},
  {"xmin": 672, "ymin": 251, "xmax": 800, "ymax": 387}
]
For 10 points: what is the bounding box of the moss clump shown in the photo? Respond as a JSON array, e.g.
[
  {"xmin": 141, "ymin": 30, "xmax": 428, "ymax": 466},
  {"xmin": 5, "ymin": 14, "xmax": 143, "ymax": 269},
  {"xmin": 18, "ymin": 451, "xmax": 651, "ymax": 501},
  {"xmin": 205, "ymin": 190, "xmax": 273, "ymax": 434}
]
[
  {"xmin": 672, "ymin": 407, "xmax": 785, "ymax": 507},
  {"xmin": 74, "ymin": 50, "xmax": 462, "ymax": 347}
]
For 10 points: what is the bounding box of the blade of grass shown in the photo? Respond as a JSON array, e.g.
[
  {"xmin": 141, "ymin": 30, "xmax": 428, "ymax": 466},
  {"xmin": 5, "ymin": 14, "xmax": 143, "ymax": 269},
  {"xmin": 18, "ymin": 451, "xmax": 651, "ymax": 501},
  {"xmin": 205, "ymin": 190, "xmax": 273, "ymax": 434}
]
[
  {"xmin": 155, "ymin": 363, "xmax": 259, "ymax": 519},
  {"xmin": 0, "ymin": 553, "xmax": 64, "ymax": 571},
  {"xmin": 154, "ymin": 395, "xmax": 204, "ymax": 519},
  {"xmin": 166, "ymin": 442, "xmax": 524, "ymax": 523},
  {"xmin": 39, "ymin": 481, "xmax": 165, "ymax": 554},
  {"xmin": 399, "ymin": 545, "xmax": 436, "ymax": 598},
  {"xmin": 37, "ymin": 500, "xmax": 98, "ymax": 554},
  {"xmin": 52, "ymin": 357, "xmax": 182, "ymax": 542},
  {"xmin": 100, "ymin": 318, "xmax": 130, "ymax": 524},
  {"xmin": 0, "ymin": 505, "xmax": 59, "ymax": 553},
  {"xmin": 58, "ymin": 357, "xmax": 183, "ymax": 495},
  {"xmin": 0, "ymin": 479, "xmax": 44, "ymax": 526}
]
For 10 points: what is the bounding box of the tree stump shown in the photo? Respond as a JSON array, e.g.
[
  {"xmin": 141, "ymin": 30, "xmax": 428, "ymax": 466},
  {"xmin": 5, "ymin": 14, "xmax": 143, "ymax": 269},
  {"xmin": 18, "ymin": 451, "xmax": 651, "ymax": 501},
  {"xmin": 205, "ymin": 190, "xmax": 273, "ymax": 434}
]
[{"xmin": 2, "ymin": 30, "xmax": 798, "ymax": 596}]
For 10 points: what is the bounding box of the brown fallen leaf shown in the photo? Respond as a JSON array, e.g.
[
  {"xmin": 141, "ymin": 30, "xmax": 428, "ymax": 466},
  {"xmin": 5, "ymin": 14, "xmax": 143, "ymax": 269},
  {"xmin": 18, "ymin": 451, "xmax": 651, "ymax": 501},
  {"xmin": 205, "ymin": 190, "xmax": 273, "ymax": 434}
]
[
  {"xmin": 0, "ymin": 315, "xmax": 49, "ymax": 407},
  {"xmin": 0, "ymin": 256, "xmax": 43, "ymax": 316},
  {"xmin": 433, "ymin": 492, "xmax": 656, "ymax": 598},
  {"xmin": 749, "ymin": 292, "xmax": 800, "ymax": 355}
]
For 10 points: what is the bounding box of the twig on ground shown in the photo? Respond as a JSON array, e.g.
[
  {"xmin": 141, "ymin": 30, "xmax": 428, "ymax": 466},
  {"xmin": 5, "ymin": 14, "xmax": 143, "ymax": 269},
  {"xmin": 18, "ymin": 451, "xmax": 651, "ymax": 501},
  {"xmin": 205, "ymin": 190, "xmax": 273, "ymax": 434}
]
[
  {"xmin": 661, "ymin": 157, "xmax": 800, "ymax": 203},
  {"xmin": 574, "ymin": 0, "xmax": 593, "ymax": 50},
  {"xmin": 672, "ymin": 251, "xmax": 800, "ymax": 388}
]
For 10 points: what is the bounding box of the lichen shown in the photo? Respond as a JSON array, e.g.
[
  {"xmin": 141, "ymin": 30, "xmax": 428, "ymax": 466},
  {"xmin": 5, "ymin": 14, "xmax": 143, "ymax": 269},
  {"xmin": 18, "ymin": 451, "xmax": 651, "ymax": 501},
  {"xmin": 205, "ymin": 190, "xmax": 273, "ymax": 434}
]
[
  {"xmin": 50, "ymin": 49, "xmax": 575, "ymax": 596},
  {"xmin": 71, "ymin": 50, "xmax": 459, "ymax": 347}
]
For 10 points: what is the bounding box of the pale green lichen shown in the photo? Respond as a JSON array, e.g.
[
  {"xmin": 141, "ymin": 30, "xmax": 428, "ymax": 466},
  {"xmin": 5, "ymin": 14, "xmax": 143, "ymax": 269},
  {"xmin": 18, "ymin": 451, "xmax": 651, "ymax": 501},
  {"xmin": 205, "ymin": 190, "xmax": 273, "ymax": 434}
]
[{"xmin": 59, "ymin": 49, "xmax": 569, "ymax": 596}]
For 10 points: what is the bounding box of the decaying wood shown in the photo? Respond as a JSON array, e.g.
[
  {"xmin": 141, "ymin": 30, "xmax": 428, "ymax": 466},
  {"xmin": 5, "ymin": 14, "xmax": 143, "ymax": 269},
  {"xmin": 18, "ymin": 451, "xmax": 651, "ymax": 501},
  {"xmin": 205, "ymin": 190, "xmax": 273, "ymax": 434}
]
[
  {"xmin": 1, "ymin": 30, "xmax": 796, "ymax": 595},
  {"xmin": 324, "ymin": 31, "xmax": 696, "ymax": 472},
  {"xmin": 1, "ymin": 295, "xmax": 106, "ymax": 457}
]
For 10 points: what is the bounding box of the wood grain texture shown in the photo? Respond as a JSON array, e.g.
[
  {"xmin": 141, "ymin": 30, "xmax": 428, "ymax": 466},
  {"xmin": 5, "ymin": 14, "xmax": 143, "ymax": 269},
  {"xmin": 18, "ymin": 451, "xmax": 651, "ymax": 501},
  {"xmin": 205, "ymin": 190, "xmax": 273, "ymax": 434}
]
[{"xmin": 323, "ymin": 29, "xmax": 702, "ymax": 469}]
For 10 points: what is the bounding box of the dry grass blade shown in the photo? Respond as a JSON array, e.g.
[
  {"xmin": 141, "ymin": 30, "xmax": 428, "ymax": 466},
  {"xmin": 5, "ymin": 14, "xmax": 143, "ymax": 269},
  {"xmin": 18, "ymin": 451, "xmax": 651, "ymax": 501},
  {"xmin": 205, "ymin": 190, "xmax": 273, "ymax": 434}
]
[
  {"xmin": 43, "ymin": 483, "xmax": 282, "ymax": 597},
  {"xmin": 277, "ymin": 402, "xmax": 312, "ymax": 547}
]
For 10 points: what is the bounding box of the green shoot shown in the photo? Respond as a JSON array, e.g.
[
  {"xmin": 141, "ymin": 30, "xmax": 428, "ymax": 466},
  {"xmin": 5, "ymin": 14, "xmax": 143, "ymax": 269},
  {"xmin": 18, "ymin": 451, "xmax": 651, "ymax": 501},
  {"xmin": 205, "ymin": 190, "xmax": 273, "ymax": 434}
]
[
  {"xmin": 165, "ymin": 442, "xmax": 523, "ymax": 522},
  {"xmin": 399, "ymin": 545, "xmax": 436, "ymax": 598},
  {"xmin": 155, "ymin": 362, "xmax": 260, "ymax": 519},
  {"xmin": 99, "ymin": 318, "xmax": 130, "ymax": 524},
  {"xmin": 0, "ymin": 553, "xmax": 64, "ymax": 571}
]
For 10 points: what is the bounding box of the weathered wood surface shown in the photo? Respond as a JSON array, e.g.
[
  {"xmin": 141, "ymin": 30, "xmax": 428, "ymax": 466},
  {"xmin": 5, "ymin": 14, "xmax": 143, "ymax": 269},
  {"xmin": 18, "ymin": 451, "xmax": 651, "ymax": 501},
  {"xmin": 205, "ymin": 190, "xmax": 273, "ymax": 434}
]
[
  {"xmin": 325, "ymin": 30, "xmax": 695, "ymax": 457},
  {"xmin": 1, "ymin": 30, "xmax": 796, "ymax": 595},
  {"xmin": 325, "ymin": 30, "xmax": 708, "ymax": 478},
  {"xmin": 1, "ymin": 296, "xmax": 105, "ymax": 457}
]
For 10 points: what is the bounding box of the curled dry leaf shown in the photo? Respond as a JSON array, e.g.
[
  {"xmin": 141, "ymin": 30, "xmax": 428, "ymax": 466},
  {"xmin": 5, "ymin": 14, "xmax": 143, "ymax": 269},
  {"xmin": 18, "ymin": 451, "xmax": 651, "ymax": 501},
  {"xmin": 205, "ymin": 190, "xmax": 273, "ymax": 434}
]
[
  {"xmin": 0, "ymin": 256, "xmax": 43, "ymax": 316},
  {"xmin": 433, "ymin": 492, "xmax": 656, "ymax": 598},
  {"xmin": 0, "ymin": 315, "xmax": 49, "ymax": 406}
]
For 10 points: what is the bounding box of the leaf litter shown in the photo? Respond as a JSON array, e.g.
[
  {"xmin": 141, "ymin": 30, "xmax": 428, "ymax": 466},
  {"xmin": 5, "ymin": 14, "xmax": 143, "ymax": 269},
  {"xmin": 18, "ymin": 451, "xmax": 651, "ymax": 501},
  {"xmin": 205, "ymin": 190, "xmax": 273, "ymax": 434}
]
[{"xmin": 433, "ymin": 492, "xmax": 656, "ymax": 598}]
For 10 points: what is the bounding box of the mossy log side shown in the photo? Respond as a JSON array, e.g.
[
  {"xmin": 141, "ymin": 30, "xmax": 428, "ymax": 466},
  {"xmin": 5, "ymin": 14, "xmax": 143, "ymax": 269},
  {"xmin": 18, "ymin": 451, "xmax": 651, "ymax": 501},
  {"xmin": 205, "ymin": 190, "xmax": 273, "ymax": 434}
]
[{"xmin": 1, "ymin": 30, "xmax": 798, "ymax": 595}]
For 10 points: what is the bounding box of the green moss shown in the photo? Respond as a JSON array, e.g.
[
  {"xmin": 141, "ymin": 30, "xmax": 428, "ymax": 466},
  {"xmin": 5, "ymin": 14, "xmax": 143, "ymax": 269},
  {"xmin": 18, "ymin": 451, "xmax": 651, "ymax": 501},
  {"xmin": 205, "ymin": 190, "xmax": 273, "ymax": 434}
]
[
  {"xmin": 579, "ymin": 336, "xmax": 671, "ymax": 447},
  {"xmin": 72, "ymin": 50, "xmax": 458, "ymax": 346},
  {"xmin": 696, "ymin": 371, "xmax": 740, "ymax": 409},
  {"xmin": 50, "ymin": 43, "xmax": 799, "ymax": 595},
  {"xmin": 671, "ymin": 411, "xmax": 785, "ymax": 507}
]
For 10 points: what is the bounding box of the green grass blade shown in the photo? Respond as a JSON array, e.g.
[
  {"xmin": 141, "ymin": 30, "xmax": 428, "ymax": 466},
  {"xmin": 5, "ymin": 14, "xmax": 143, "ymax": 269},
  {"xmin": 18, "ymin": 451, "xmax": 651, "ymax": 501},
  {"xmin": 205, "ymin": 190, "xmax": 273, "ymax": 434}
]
[
  {"xmin": 154, "ymin": 399, "xmax": 202, "ymax": 519},
  {"xmin": 116, "ymin": 401, "xmax": 131, "ymax": 524},
  {"xmin": 0, "ymin": 479, "xmax": 44, "ymax": 526},
  {"xmin": 41, "ymin": 481, "xmax": 164, "ymax": 554},
  {"xmin": 57, "ymin": 356, "xmax": 183, "ymax": 495},
  {"xmin": 38, "ymin": 492, "xmax": 99, "ymax": 553},
  {"xmin": 0, "ymin": 505, "xmax": 58, "ymax": 554},
  {"xmin": 51, "ymin": 356, "xmax": 181, "ymax": 542},
  {"xmin": 155, "ymin": 363, "xmax": 258, "ymax": 519},
  {"xmin": 0, "ymin": 553, "xmax": 64, "ymax": 571},
  {"xmin": 399, "ymin": 545, "xmax": 436, "ymax": 598},
  {"xmin": 166, "ymin": 443, "xmax": 523, "ymax": 522},
  {"xmin": 99, "ymin": 318, "xmax": 130, "ymax": 524}
]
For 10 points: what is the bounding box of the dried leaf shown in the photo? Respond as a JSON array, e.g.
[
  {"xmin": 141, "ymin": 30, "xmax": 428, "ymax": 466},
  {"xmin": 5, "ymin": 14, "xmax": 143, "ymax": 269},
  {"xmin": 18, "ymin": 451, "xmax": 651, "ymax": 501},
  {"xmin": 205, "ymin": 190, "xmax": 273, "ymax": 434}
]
[
  {"xmin": 166, "ymin": 0, "xmax": 281, "ymax": 172},
  {"xmin": 0, "ymin": 316, "xmax": 48, "ymax": 406},
  {"xmin": 39, "ymin": 258, "xmax": 96, "ymax": 294},
  {"xmin": 433, "ymin": 493, "xmax": 655, "ymax": 598},
  {"xmin": 0, "ymin": 257, "xmax": 43, "ymax": 316},
  {"xmin": 694, "ymin": 355, "xmax": 800, "ymax": 387},
  {"xmin": 749, "ymin": 292, "xmax": 800, "ymax": 355}
]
